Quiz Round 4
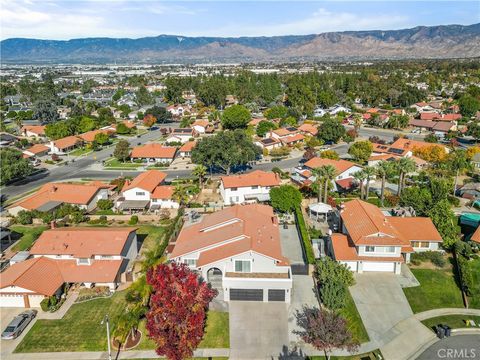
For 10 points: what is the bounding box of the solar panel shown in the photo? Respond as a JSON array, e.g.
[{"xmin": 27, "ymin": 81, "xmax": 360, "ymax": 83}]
[
  {"xmin": 262, "ymin": 138, "xmax": 276, "ymax": 145},
  {"xmin": 388, "ymin": 148, "xmax": 404, "ymax": 155}
]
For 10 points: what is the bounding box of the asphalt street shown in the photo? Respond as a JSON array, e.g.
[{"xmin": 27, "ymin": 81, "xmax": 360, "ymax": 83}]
[
  {"xmin": 417, "ymin": 335, "xmax": 480, "ymax": 360},
  {"xmin": 0, "ymin": 125, "xmax": 410, "ymax": 200}
]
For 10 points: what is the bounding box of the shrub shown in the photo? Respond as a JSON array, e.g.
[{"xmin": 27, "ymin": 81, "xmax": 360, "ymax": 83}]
[
  {"xmin": 319, "ymin": 280, "xmax": 348, "ymax": 310},
  {"xmin": 294, "ymin": 206, "xmax": 315, "ymax": 264},
  {"xmin": 97, "ymin": 199, "xmax": 114, "ymax": 211},
  {"xmin": 410, "ymin": 251, "xmax": 446, "ymax": 268},
  {"xmin": 448, "ymin": 195, "xmax": 460, "ymax": 207},
  {"xmin": 40, "ymin": 298, "xmax": 50, "ymax": 312},
  {"xmin": 16, "ymin": 210, "xmax": 33, "ymax": 225},
  {"xmin": 129, "ymin": 215, "xmax": 139, "ymax": 225}
]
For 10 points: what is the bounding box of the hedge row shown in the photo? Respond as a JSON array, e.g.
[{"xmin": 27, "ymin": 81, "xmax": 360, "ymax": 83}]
[{"xmin": 294, "ymin": 206, "xmax": 315, "ymax": 265}]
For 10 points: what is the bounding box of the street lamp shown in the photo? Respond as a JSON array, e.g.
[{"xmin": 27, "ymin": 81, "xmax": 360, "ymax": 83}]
[{"xmin": 101, "ymin": 314, "xmax": 112, "ymax": 360}]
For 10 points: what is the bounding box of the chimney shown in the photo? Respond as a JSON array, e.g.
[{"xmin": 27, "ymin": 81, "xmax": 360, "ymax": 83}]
[{"xmin": 50, "ymin": 220, "xmax": 56, "ymax": 230}]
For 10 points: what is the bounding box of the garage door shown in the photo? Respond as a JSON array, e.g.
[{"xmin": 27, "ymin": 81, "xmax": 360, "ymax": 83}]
[
  {"xmin": 268, "ymin": 289, "xmax": 285, "ymax": 302},
  {"xmin": 363, "ymin": 261, "xmax": 395, "ymax": 272},
  {"xmin": 0, "ymin": 295, "xmax": 25, "ymax": 307},
  {"xmin": 230, "ymin": 289, "xmax": 263, "ymax": 301}
]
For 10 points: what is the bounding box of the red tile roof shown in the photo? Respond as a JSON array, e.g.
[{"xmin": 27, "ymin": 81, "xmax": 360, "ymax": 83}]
[
  {"xmin": 470, "ymin": 227, "xmax": 480, "ymax": 244},
  {"xmin": 304, "ymin": 157, "xmax": 357, "ymax": 174},
  {"xmin": 298, "ymin": 123, "xmax": 318, "ymax": 136},
  {"xmin": 390, "ymin": 138, "xmax": 448, "ymax": 153},
  {"xmin": 30, "ymin": 227, "xmax": 137, "ymax": 257},
  {"xmin": 21, "ymin": 125, "xmax": 46, "ymax": 136},
  {"xmin": 53, "ymin": 136, "xmax": 83, "ymax": 150},
  {"xmin": 131, "ymin": 143, "xmax": 177, "ymax": 159},
  {"xmin": 170, "ymin": 204, "xmax": 289, "ymax": 265},
  {"xmin": 12, "ymin": 182, "xmax": 107, "ymax": 210},
  {"xmin": 388, "ymin": 217, "xmax": 442, "ymax": 242},
  {"xmin": 179, "ymin": 141, "xmax": 196, "ymax": 152},
  {"xmin": 25, "ymin": 144, "xmax": 49, "ymax": 155},
  {"xmin": 151, "ymin": 185, "xmax": 174, "ymax": 200},
  {"xmin": 221, "ymin": 170, "xmax": 280, "ymax": 189},
  {"xmin": 281, "ymin": 133, "xmax": 305, "ymax": 144},
  {"xmin": 78, "ymin": 129, "xmax": 113, "ymax": 143},
  {"xmin": 122, "ymin": 170, "xmax": 167, "ymax": 192}
]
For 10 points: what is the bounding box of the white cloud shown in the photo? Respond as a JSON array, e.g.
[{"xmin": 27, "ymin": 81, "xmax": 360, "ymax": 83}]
[{"xmin": 192, "ymin": 7, "xmax": 411, "ymax": 37}]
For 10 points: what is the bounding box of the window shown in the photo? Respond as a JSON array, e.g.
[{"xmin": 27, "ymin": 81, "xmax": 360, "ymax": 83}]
[
  {"xmin": 230, "ymin": 187, "xmax": 237, "ymax": 191},
  {"xmin": 386, "ymin": 246, "xmax": 396, "ymax": 253},
  {"xmin": 365, "ymin": 246, "xmax": 375, "ymax": 252},
  {"xmin": 251, "ymin": 186, "xmax": 259, "ymax": 190},
  {"xmin": 136, "ymin": 192, "xmax": 145, "ymax": 196},
  {"xmin": 184, "ymin": 259, "xmax": 196, "ymax": 267},
  {"xmin": 412, "ymin": 241, "xmax": 430, "ymax": 248},
  {"xmin": 77, "ymin": 258, "xmax": 90, "ymax": 265},
  {"xmin": 235, "ymin": 260, "xmax": 251, "ymax": 273}
]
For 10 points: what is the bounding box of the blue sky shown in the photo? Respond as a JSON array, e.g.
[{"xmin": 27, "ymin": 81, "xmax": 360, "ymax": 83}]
[{"xmin": 1, "ymin": 1, "xmax": 479, "ymax": 40}]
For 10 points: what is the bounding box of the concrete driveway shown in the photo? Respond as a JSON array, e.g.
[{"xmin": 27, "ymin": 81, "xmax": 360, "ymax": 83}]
[
  {"xmin": 0, "ymin": 308, "xmax": 37, "ymax": 357},
  {"xmin": 349, "ymin": 273, "xmax": 413, "ymax": 344},
  {"xmin": 229, "ymin": 301, "xmax": 289, "ymax": 359}
]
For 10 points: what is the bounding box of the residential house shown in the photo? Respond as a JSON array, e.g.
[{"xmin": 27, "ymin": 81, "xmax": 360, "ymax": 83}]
[
  {"xmin": 298, "ymin": 123, "xmax": 318, "ymax": 137},
  {"xmin": 166, "ymin": 128, "xmax": 196, "ymax": 144},
  {"xmin": 470, "ymin": 227, "xmax": 480, "ymax": 244},
  {"xmin": 47, "ymin": 136, "xmax": 83, "ymax": 154},
  {"xmin": 292, "ymin": 157, "xmax": 362, "ymax": 191},
  {"xmin": 23, "ymin": 144, "xmax": 49, "ymax": 158},
  {"xmin": 78, "ymin": 129, "xmax": 114, "ymax": 144},
  {"xmin": 255, "ymin": 137, "xmax": 282, "ymax": 151},
  {"xmin": 178, "ymin": 141, "xmax": 196, "ymax": 158},
  {"xmin": 0, "ymin": 133, "xmax": 18, "ymax": 147},
  {"xmin": 372, "ymin": 138, "xmax": 449, "ymax": 159},
  {"xmin": 0, "ymin": 227, "xmax": 138, "ymax": 307},
  {"xmin": 220, "ymin": 170, "xmax": 280, "ymax": 206},
  {"xmin": 409, "ymin": 119, "xmax": 456, "ymax": 138},
  {"xmin": 8, "ymin": 182, "xmax": 110, "ymax": 216},
  {"xmin": 472, "ymin": 153, "xmax": 480, "ymax": 172},
  {"xmin": 330, "ymin": 199, "xmax": 442, "ymax": 274},
  {"xmin": 21, "ymin": 125, "xmax": 46, "ymax": 139},
  {"xmin": 167, "ymin": 104, "xmax": 190, "ymax": 117},
  {"xmin": 266, "ymin": 128, "xmax": 305, "ymax": 146},
  {"xmin": 130, "ymin": 143, "xmax": 177, "ymax": 164},
  {"xmin": 457, "ymin": 183, "xmax": 480, "ymax": 200},
  {"xmin": 191, "ymin": 120, "xmax": 213, "ymax": 134},
  {"xmin": 117, "ymin": 170, "xmax": 178, "ymax": 210},
  {"xmin": 168, "ymin": 204, "xmax": 292, "ymax": 302}
]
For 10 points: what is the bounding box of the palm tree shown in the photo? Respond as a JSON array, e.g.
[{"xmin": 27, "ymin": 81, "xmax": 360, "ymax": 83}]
[
  {"xmin": 312, "ymin": 167, "xmax": 324, "ymax": 203},
  {"xmin": 396, "ymin": 157, "xmax": 416, "ymax": 196},
  {"xmin": 320, "ymin": 165, "xmax": 337, "ymax": 203},
  {"xmin": 449, "ymin": 150, "xmax": 469, "ymax": 196},
  {"xmin": 362, "ymin": 166, "xmax": 376, "ymax": 200},
  {"xmin": 353, "ymin": 113, "xmax": 362, "ymax": 134},
  {"xmin": 172, "ymin": 184, "xmax": 189, "ymax": 207},
  {"xmin": 353, "ymin": 170, "xmax": 367, "ymax": 200},
  {"xmin": 376, "ymin": 161, "xmax": 393, "ymax": 206},
  {"xmin": 192, "ymin": 164, "xmax": 207, "ymax": 189}
]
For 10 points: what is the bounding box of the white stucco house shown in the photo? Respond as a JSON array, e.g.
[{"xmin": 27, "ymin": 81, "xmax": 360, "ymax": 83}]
[
  {"xmin": 220, "ymin": 170, "xmax": 281, "ymax": 206},
  {"xmin": 330, "ymin": 199, "xmax": 442, "ymax": 274},
  {"xmin": 166, "ymin": 128, "xmax": 196, "ymax": 144},
  {"xmin": 292, "ymin": 157, "xmax": 363, "ymax": 192},
  {"xmin": 130, "ymin": 143, "xmax": 177, "ymax": 164},
  {"xmin": 169, "ymin": 204, "xmax": 292, "ymax": 302},
  {"xmin": 0, "ymin": 227, "xmax": 138, "ymax": 308}
]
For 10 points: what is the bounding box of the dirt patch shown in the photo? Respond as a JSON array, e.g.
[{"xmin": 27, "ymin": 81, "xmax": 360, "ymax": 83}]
[{"xmin": 112, "ymin": 330, "xmax": 142, "ymax": 350}]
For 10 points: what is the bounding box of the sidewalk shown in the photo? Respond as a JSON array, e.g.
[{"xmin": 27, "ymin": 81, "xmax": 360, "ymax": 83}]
[{"xmin": 415, "ymin": 308, "xmax": 480, "ymax": 321}]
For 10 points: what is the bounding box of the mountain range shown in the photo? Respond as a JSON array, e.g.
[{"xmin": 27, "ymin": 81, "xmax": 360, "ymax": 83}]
[{"xmin": 1, "ymin": 23, "xmax": 479, "ymax": 64}]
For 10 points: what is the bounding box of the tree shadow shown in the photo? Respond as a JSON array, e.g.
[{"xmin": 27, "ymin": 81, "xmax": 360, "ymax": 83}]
[{"xmin": 275, "ymin": 345, "xmax": 306, "ymax": 360}]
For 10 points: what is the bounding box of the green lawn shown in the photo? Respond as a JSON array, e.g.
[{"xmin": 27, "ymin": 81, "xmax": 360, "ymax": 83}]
[
  {"xmin": 339, "ymin": 291, "xmax": 369, "ymax": 343},
  {"xmin": 69, "ymin": 147, "xmax": 91, "ymax": 156},
  {"xmin": 467, "ymin": 257, "xmax": 480, "ymax": 309},
  {"xmin": 104, "ymin": 158, "xmax": 143, "ymax": 169},
  {"xmin": 403, "ymin": 269, "xmax": 464, "ymax": 313},
  {"xmin": 421, "ymin": 315, "xmax": 480, "ymax": 332},
  {"xmin": 15, "ymin": 290, "xmax": 229, "ymax": 353},
  {"xmin": 10, "ymin": 225, "xmax": 48, "ymax": 252},
  {"xmin": 136, "ymin": 224, "xmax": 171, "ymax": 253}
]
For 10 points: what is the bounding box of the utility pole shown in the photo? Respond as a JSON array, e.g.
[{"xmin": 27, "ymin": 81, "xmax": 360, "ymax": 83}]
[{"xmin": 101, "ymin": 314, "xmax": 112, "ymax": 360}]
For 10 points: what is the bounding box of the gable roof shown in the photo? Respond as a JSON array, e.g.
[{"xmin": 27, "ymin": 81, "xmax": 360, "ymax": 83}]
[
  {"xmin": 131, "ymin": 143, "xmax": 177, "ymax": 159},
  {"xmin": 179, "ymin": 141, "xmax": 196, "ymax": 152},
  {"xmin": 390, "ymin": 138, "xmax": 448, "ymax": 153},
  {"xmin": 53, "ymin": 135, "xmax": 83, "ymax": 150},
  {"xmin": 298, "ymin": 123, "xmax": 318, "ymax": 136},
  {"xmin": 25, "ymin": 143, "xmax": 49, "ymax": 155},
  {"xmin": 151, "ymin": 185, "xmax": 174, "ymax": 200},
  {"xmin": 30, "ymin": 227, "xmax": 137, "ymax": 257},
  {"xmin": 221, "ymin": 170, "xmax": 280, "ymax": 189},
  {"xmin": 21, "ymin": 125, "xmax": 46, "ymax": 136},
  {"xmin": 170, "ymin": 204, "xmax": 289, "ymax": 265},
  {"xmin": 78, "ymin": 129, "xmax": 113, "ymax": 143},
  {"xmin": 12, "ymin": 182, "xmax": 107, "ymax": 210},
  {"xmin": 304, "ymin": 157, "xmax": 357, "ymax": 174},
  {"xmin": 122, "ymin": 170, "xmax": 167, "ymax": 193},
  {"xmin": 471, "ymin": 227, "xmax": 480, "ymax": 244}
]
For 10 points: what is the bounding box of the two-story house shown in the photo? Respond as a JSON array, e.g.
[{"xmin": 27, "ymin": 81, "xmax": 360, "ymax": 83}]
[
  {"xmin": 331, "ymin": 199, "xmax": 442, "ymax": 274},
  {"xmin": 292, "ymin": 157, "xmax": 362, "ymax": 191},
  {"xmin": 117, "ymin": 170, "xmax": 179, "ymax": 211},
  {"xmin": 220, "ymin": 170, "xmax": 281, "ymax": 206},
  {"xmin": 0, "ymin": 227, "xmax": 138, "ymax": 308},
  {"xmin": 168, "ymin": 204, "xmax": 292, "ymax": 302}
]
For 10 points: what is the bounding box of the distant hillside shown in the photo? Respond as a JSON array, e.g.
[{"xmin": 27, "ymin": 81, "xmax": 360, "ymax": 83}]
[{"xmin": 1, "ymin": 23, "xmax": 479, "ymax": 64}]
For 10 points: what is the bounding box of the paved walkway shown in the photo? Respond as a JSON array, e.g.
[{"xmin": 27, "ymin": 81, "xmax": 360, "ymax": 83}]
[
  {"xmin": 415, "ymin": 308, "xmax": 480, "ymax": 321},
  {"xmin": 38, "ymin": 291, "xmax": 79, "ymax": 320}
]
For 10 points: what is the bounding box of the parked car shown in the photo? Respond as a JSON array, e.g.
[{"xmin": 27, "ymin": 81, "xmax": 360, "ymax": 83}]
[{"xmin": 1, "ymin": 310, "xmax": 37, "ymax": 340}]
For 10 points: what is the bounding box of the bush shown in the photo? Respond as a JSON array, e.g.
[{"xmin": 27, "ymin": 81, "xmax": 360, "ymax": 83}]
[
  {"xmin": 410, "ymin": 251, "xmax": 446, "ymax": 268},
  {"xmin": 129, "ymin": 215, "xmax": 139, "ymax": 225},
  {"xmin": 448, "ymin": 195, "xmax": 460, "ymax": 207},
  {"xmin": 40, "ymin": 298, "xmax": 50, "ymax": 312},
  {"xmin": 294, "ymin": 206, "xmax": 315, "ymax": 264},
  {"xmin": 16, "ymin": 210, "xmax": 33, "ymax": 225},
  {"xmin": 97, "ymin": 199, "xmax": 114, "ymax": 211}
]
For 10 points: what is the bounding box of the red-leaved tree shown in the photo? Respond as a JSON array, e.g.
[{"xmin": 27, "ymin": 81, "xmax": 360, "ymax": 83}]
[
  {"xmin": 146, "ymin": 262, "xmax": 217, "ymax": 360},
  {"xmin": 294, "ymin": 306, "xmax": 359, "ymax": 360}
]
